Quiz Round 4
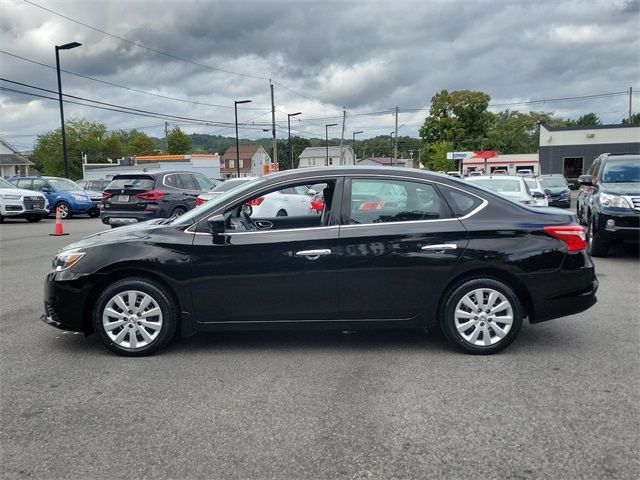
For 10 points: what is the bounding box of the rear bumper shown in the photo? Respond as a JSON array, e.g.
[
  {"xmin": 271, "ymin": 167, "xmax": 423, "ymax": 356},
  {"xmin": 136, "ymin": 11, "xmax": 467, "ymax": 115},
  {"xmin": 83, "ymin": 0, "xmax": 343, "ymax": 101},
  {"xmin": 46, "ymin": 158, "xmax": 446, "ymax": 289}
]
[
  {"xmin": 525, "ymin": 251, "xmax": 598, "ymax": 323},
  {"xmin": 100, "ymin": 209, "xmax": 161, "ymax": 226}
]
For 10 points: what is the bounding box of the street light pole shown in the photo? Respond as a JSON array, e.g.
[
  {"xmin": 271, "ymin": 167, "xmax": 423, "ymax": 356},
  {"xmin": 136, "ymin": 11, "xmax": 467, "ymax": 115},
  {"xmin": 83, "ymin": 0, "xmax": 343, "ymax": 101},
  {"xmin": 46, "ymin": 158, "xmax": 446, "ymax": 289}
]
[
  {"xmin": 234, "ymin": 99, "xmax": 252, "ymax": 178},
  {"xmin": 325, "ymin": 123, "xmax": 338, "ymax": 166},
  {"xmin": 55, "ymin": 41, "xmax": 81, "ymax": 179},
  {"xmin": 352, "ymin": 131, "xmax": 364, "ymax": 163},
  {"xmin": 389, "ymin": 131, "xmax": 395, "ymax": 166},
  {"xmin": 287, "ymin": 112, "xmax": 302, "ymax": 169}
]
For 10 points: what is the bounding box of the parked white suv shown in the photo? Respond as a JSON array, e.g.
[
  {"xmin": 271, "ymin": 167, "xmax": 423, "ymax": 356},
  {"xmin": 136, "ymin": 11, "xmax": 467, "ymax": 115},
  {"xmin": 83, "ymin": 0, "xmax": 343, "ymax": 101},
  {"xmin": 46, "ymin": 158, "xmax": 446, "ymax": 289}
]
[{"xmin": 0, "ymin": 177, "xmax": 49, "ymax": 222}]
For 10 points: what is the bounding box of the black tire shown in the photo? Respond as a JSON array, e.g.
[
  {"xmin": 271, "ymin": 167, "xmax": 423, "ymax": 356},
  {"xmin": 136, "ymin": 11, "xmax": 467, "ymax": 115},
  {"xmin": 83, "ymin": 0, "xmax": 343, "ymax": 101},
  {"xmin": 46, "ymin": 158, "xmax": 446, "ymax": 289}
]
[
  {"xmin": 56, "ymin": 201, "xmax": 73, "ymax": 219},
  {"xmin": 441, "ymin": 278, "xmax": 523, "ymax": 355},
  {"xmin": 25, "ymin": 215, "xmax": 44, "ymax": 222},
  {"xmin": 276, "ymin": 209, "xmax": 287, "ymax": 217},
  {"xmin": 587, "ymin": 216, "xmax": 609, "ymax": 257},
  {"xmin": 0, "ymin": 214, "xmax": 4, "ymax": 223},
  {"xmin": 87, "ymin": 209, "xmax": 100, "ymax": 218},
  {"xmin": 93, "ymin": 278, "xmax": 178, "ymax": 356}
]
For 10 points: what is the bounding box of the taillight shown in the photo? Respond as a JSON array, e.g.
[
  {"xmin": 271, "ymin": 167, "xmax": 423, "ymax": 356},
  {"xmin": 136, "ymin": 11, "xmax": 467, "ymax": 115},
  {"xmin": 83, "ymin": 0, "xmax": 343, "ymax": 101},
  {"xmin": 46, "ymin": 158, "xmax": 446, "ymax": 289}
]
[
  {"xmin": 195, "ymin": 197, "xmax": 205, "ymax": 206},
  {"xmin": 520, "ymin": 200, "xmax": 532, "ymax": 205},
  {"xmin": 359, "ymin": 200, "xmax": 386, "ymax": 211},
  {"xmin": 136, "ymin": 189, "xmax": 164, "ymax": 201},
  {"xmin": 310, "ymin": 199, "xmax": 324, "ymax": 211},
  {"xmin": 102, "ymin": 192, "xmax": 112, "ymax": 201},
  {"xmin": 247, "ymin": 197, "xmax": 264, "ymax": 206},
  {"xmin": 543, "ymin": 225, "xmax": 587, "ymax": 252}
]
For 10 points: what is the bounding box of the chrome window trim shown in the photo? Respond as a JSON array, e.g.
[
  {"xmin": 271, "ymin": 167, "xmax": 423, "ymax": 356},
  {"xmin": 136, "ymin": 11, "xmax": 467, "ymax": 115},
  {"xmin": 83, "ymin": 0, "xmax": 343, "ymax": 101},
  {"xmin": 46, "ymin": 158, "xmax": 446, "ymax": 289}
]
[{"xmin": 185, "ymin": 173, "xmax": 488, "ymax": 235}]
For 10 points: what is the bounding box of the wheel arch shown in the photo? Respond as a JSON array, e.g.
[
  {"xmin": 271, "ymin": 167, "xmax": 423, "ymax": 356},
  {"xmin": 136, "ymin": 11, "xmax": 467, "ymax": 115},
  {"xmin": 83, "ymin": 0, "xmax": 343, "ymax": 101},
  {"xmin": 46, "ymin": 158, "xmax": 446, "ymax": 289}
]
[
  {"xmin": 436, "ymin": 267, "xmax": 535, "ymax": 327},
  {"xmin": 83, "ymin": 267, "xmax": 183, "ymax": 335}
]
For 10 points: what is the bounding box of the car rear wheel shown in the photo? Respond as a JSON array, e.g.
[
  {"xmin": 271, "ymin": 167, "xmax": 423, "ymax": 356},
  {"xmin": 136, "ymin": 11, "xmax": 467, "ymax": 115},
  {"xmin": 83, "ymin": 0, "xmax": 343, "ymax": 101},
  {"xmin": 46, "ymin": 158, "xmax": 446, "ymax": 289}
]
[
  {"xmin": 93, "ymin": 278, "xmax": 178, "ymax": 356},
  {"xmin": 56, "ymin": 202, "xmax": 73, "ymax": 219},
  {"xmin": 587, "ymin": 217, "xmax": 609, "ymax": 257},
  {"xmin": 276, "ymin": 209, "xmax": 287, "ymax": 217},
  {"xmin": 441, "ymin": 278, "xmax": 523, "ymax": 354}
]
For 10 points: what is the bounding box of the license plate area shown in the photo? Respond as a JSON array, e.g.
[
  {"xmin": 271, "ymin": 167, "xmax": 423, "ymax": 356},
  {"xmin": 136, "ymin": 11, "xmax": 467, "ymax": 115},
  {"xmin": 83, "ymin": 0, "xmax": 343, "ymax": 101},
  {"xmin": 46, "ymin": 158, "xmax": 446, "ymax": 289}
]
[{"xmin": 113, "ymin": 195, "xmax": 132, "ymax": 203}]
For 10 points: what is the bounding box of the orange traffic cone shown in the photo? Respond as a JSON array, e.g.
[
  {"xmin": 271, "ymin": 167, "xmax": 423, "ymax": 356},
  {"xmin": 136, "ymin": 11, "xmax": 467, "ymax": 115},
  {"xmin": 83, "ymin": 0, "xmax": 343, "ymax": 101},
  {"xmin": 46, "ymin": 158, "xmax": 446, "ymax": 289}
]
[{"xmin": 49, "ymin": 207, "xmax": 69, "ymax": 236}]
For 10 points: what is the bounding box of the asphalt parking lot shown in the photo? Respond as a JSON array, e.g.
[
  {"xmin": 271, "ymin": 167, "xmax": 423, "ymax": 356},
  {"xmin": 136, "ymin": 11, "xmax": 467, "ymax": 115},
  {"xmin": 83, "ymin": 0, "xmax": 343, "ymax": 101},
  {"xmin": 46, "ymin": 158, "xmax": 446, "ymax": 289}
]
[{"xmin": 1, "ymin": 212, "xmax": 638, "ymax": 480}]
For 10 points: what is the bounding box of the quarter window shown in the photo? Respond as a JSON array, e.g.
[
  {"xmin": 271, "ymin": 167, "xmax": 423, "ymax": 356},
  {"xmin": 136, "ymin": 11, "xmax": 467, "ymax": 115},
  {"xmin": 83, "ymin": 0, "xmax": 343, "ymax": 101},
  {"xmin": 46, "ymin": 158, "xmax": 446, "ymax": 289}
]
[
  {"xmin": 349, "ymin": 179, "xmax": 443, "ymax": 224},
  {"xmin": 439, "ymin": 185, "xmax": 483, "ymax": 217}
]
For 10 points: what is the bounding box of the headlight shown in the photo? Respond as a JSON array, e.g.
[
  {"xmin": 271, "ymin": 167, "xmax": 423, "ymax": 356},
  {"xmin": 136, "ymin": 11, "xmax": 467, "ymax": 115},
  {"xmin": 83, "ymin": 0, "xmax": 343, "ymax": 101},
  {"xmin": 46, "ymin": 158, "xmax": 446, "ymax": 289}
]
[
  {"xmin": 71, "ymin": 193, "xmax": 89, "ymax": 201},
  {"xmin": 599, "ymin": 193, "xmax": 632, "ymax": 209},
  {"xmin": 0, "ymin": 194, "xmax": 21, "ymax": 200},
  {"xmin": 52, "ymin": 251, "xmax": 85, "ymax": 271}
]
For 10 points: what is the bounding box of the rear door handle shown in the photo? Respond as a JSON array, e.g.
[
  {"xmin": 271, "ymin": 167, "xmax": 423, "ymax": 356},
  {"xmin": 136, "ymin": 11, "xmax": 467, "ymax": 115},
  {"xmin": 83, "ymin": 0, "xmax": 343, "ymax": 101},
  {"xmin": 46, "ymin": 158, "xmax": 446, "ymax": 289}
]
[
  {"xmin": 295, "ymin": 249, "xmax": 331, "ymax": 260},
  {"xmin": 421, "ymin": 243, "xmax": 457, "ymax": 252}
]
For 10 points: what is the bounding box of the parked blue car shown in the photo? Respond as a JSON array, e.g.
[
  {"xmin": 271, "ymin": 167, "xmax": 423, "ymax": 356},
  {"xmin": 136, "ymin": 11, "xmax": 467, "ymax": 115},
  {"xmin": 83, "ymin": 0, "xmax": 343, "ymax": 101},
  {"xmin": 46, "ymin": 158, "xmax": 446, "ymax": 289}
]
[{"xmin": 9, "ymin": 176, "xmax": 101, "ymax": 219}]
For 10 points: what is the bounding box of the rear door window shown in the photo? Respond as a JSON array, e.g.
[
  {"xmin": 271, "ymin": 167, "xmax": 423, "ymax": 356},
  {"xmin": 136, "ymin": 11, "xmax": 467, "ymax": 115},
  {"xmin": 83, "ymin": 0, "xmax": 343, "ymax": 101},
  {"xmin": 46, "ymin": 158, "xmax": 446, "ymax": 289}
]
[
  {"xmin": 163, "ymin": 174, "xmax": 183, "ymax": 189},
  {"xmin": 348, "ymin": 178, "xmax": 444, "ymax": 224}
]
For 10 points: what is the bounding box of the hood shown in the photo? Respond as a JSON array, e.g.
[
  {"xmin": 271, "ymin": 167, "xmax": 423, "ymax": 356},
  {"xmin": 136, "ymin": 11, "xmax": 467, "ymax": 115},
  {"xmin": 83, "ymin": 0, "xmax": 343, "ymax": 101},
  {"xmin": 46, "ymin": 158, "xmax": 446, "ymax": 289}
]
[
  {"xmin": 0, "ymin": 187, "xmax": 46, "ymax": 198},
  {"xmin": 59, "ymin": 218, "xmax": 167, "ymax": 253},
  {"xmin": 543, "ymin": 186, "xmax": 570, "ymax": 194},
  {"xmin": 600, "ymin": 182, "xmax": 640, "ymax": 196}
]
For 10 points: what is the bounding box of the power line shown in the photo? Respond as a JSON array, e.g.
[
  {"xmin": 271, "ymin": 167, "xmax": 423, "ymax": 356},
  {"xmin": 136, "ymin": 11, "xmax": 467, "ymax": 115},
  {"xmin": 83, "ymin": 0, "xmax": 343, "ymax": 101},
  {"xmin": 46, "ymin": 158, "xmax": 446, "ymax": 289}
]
[
  {"xmin": 0, "ymin": 50, "xmax": 265, "ymax": 111},
  {"xmin": 20, "ymin": 0, "xmax": 344, "ymax": 113}
]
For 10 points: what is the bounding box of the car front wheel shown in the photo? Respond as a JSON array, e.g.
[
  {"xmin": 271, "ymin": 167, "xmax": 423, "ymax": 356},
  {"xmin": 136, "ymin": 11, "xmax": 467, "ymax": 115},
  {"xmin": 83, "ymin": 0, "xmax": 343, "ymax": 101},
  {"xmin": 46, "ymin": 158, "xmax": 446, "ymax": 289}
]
[
  {"xmin": 93, "ymin": 278, "xmax": 178, "ymax": 356},
  {"xmin": 441, "ymin": 278, "xmax": 523, "ymax": 354},
  {"xmin": 587, "ymin": 216, "xmax": 609, "ymax": 257},
  {"xmin": 56, "ymin": 202, "xmax": 73, "ymax": 219}
]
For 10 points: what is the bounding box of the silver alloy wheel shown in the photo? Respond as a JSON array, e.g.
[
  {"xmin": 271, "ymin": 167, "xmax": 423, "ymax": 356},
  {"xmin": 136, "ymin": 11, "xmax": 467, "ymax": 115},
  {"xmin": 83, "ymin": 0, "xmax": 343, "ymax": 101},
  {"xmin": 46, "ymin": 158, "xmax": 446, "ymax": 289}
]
[
  {"xmin": 57, "ymin": 203, "xmax": 69, "ymax": 218},
  {"xmin": 454, "ymin": 288, "xmax": 514, "ymax": 347},
  {"xmin": 102, "ymin": 290, "xmax": 163, "ymax": 349}
]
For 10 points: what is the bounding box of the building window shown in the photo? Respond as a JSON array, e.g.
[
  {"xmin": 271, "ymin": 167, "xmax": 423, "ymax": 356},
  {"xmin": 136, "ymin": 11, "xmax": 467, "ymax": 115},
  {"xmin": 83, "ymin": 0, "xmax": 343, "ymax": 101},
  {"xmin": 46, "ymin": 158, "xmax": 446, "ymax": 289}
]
[
  {"xmin": 328, "ymin": 158, "xmax": 333, "ymax": 165},
  {"xmin": 563, "ymin": 157, "xmax": 583, "ymax": 178},
  {"xmin": 229, "ymin": 160, "xmax": 235, "ymax": 169},
  {"xmin": 239, "ymin": 159, "xmax": 244, "ymax": 168},
  {"xmin": 309, "ymin": 159, "xmax": 316, "ymax": 166}
]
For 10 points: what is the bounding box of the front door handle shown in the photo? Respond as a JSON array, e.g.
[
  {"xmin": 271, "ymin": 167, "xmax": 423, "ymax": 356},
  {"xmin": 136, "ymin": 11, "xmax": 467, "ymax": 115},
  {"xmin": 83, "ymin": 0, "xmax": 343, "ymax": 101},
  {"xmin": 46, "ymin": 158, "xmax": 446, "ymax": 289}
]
[
  {"xmin": 421, "ymin": 243, "xmax": 457, "ymax": 252},
  {"xmin": 295, "ymin": 249, "xmax": 331, "ymax": 260}
]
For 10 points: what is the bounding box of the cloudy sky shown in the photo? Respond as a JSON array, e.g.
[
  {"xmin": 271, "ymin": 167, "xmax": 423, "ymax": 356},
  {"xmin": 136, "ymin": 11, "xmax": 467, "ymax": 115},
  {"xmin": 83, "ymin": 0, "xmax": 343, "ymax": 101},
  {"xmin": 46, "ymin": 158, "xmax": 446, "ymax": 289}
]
[{"xmin": 1, "ymin": 0, "xmax": 639, "ymax": 150}]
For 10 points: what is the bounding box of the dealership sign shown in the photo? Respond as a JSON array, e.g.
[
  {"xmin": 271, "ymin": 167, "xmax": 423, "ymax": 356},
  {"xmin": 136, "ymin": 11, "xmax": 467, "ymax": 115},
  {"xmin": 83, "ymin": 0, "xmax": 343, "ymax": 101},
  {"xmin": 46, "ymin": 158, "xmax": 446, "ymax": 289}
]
[{"xmin": 446, "ymin": 151, "xmax": 474, "ymax": 160}]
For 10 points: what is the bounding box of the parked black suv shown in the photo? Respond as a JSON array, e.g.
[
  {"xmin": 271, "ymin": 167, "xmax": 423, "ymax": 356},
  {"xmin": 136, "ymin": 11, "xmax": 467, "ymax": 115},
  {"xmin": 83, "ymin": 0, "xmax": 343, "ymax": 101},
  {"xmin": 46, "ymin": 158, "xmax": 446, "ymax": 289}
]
[
  {"xmin": 578, "ymin": 153, "xmax": 640, "ymax": 256},
  {"xmin": 100, "ymin": 170, "xmax": 216, "ymax": 227}
]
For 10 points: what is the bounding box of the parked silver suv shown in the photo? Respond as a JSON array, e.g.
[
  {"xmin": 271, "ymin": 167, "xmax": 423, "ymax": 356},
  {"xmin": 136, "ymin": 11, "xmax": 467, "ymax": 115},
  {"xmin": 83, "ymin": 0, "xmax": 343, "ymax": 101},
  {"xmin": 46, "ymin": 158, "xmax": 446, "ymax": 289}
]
[{"xmin": 0, "ymin": 177, "xmax": 49, "ymax": 222}]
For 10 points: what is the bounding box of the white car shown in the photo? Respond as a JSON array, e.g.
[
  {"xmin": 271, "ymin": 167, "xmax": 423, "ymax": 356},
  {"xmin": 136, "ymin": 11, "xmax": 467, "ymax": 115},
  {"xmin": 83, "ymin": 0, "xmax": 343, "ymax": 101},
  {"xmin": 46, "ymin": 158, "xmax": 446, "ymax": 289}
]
[
  {"xmin": 523, "ymin": 178, "xmax": 549, "ymax": 207},
  {"xmin": 0, "ymin": 177, "xmax": 50, "ymax": 222},
  {"xmin": 465, "ymin": 175, "xmax": 537, "ymax": 206},
  {"xmin": 196, "ymin": 178, "xmax": 318, "ymax": 218}
]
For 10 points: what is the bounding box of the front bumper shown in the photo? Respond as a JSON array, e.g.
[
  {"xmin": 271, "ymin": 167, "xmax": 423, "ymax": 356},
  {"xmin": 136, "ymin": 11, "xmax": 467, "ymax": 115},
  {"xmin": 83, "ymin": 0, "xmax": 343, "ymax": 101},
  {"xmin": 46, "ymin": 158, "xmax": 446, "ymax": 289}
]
[
  {"xmin": 41, "ymin": 272, "xmax": 99, "ymax": 333},
  {"xmin": 548, "ymin": 198, "xmax": 571, "ymax": 208},
  {"xmin": 596, "ymin": 211, "xmax": 640, "ymax": 242}
]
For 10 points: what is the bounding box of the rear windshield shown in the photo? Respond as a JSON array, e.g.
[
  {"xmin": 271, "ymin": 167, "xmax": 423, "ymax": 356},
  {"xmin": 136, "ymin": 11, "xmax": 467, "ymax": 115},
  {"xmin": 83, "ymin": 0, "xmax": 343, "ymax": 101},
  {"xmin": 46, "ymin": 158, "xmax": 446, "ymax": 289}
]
[
  {"xmin": 107, "ymin": 176, "xmax": 155, "ymax": 191},
  {"xmin": 539, "ymin": 177, "xmax": 567, "ymax": 187},
  {"xmin": 212, "ymin": 179, "xmax": 251, "ymax": 192},
  {"xmin": 524, "ymin": 178, "xmax": 540, "ymax": 189},
  {"xmin": 601, "ymin": 160, "xmax": 640, "ymax": 183},
  {"xmin": 468, "ymin": 178, "xmax": 522, "ymax": 192}
]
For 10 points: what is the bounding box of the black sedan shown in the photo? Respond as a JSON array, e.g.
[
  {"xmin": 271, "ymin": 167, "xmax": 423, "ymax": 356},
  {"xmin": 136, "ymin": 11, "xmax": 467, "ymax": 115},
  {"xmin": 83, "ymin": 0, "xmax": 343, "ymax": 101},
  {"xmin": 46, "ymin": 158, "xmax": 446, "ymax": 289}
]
[{"xmin": 42, "ymin": 167, "xmax": 597, "ymax": 356}]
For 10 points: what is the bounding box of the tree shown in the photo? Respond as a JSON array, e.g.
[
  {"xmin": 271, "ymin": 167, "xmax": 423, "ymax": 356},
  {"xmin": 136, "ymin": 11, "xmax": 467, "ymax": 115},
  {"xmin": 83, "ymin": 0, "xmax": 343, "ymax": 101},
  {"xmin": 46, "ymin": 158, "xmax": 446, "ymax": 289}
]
[
  {"xmin": 622, "ymin": 113, "xmax": 640, "ymax": 124},
  {"xmin": 567, "ymin": 113, "xmax": 602, "ymax": 127},
  {"xmin": 104, "ymin": 132, "xmax": 125, "ymax": 160},
  {"xmin": 486, "ymin": 110, "xmax": 556, "ymax": 154},
  {"xmin": 129, "ymin": 131, "xmax": 156, "ymax": 156},
  {"xmin": 31, "ymin": 118, "xmax": 108, "ymax": 179},
  {"xmin": 269, "ymin": 136, "xmax": 311, "ymax": 169},
  {"xmin": 419, "ymin": 90, "xmax": 492, "ymax": 150},
  {"xmin": 166, "ymin": 127, "xmax": 191, "ymax": 154},
  {"xmin": 421, "ymin": 141, "xmax": 453, "ymax": 171}
]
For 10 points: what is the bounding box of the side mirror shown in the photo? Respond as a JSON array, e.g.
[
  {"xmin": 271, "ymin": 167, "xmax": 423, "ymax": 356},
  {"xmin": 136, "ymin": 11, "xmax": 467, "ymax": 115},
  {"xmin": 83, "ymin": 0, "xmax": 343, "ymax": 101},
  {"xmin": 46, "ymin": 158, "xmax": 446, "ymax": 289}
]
[
  {"xmin": 578, "ymin": 175, "xmax": 593, "ymax": 186},
  {"xmin": 544, "ymin": 189, "xmax": 552, "ymax": 196},
  {"xmin": 42, "ymin": 186, "xmax": 52, "ymax": 194},
  {"xmin": 207, "ymin": 214, "xmax": 226, "ymax": 235}
]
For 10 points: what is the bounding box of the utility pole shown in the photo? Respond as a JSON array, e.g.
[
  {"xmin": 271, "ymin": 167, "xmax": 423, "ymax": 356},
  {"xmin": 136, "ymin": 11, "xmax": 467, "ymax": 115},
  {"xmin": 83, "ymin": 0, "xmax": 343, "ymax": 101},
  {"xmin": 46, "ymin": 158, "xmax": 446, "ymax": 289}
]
[
  {"xmin": 270, "ymin": 80, "xmax": 277, "ymax": 168},
  {"xmin": 393, "ymin": 106, "xmax": 399, "ymax": 166},
  {"xmin": 164, "ymin": 121, "xmax": 169, "ymax": 152},
  {"xmin": 629, "ymin": 87, "xmax": 633, "ymax": 123},
  {"xmin": 339, "ymin": 107, "xmax": 346, "ymax": 165}
]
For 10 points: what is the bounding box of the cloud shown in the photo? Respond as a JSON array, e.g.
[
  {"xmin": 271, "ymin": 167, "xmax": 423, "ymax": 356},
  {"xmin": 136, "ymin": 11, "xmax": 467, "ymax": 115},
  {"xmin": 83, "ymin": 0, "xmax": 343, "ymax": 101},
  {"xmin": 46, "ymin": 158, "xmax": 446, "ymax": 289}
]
[{"xmin": 1, "ymin": 0, "xmax": 638, "ymax": 147}]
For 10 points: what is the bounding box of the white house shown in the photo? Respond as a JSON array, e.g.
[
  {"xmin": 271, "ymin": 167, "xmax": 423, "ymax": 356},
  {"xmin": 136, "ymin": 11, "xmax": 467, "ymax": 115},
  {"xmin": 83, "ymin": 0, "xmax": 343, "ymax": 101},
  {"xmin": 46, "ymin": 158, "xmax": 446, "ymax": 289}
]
[
  {"xmin": 0, "ymin": 137, "xmax": 32, "ymax": 177},
  {"xmin": 297, "ymin": 146, "xmax": 355, "ymax": 168}
]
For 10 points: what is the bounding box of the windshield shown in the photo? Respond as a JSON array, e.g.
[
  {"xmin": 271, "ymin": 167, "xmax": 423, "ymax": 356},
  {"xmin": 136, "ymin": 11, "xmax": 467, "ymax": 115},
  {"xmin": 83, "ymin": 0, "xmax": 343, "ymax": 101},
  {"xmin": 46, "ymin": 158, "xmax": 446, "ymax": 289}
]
[
  {"xmin": 539, "ymin": 177, "xmax": 567, "ymax": 188},
  {"xmin": 601, "ymin": 160, "xmax": 640, "ymax": 183},
  {"xmin": 468, "ymin": 178, "xmax": 522, "ymax": 193},
  {"xmin": 173, "ymin": 177, "xmax": 265, "ymax": 225},
  {"xmin": 0, "ymin": 178, "xmax": 16, "ymax": 189},
  {"xmin": 47, "ymin": 178, "xmax": 82, "ymax": 191}
]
